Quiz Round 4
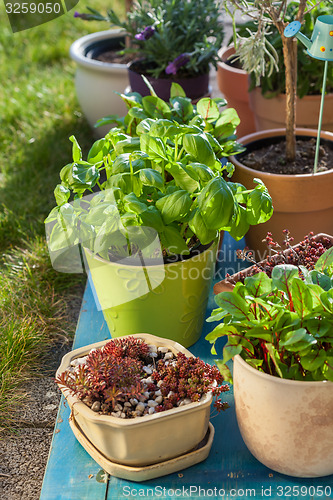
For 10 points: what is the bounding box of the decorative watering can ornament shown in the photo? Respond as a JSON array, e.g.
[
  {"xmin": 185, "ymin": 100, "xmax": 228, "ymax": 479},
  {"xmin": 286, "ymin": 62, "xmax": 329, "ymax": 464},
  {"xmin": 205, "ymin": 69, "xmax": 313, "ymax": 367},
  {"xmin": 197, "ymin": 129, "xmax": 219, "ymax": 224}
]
[{"xmin": 284, "ymin": 15, "xmax": 333, "ymax": 173}]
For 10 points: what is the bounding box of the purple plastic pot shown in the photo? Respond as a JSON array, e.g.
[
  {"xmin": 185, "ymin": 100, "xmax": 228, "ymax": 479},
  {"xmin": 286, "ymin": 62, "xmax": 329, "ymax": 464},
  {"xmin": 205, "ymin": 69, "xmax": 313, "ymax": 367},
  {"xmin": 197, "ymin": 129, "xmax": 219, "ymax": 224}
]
[{"xmin": 128, "ymin": 60, "xmax": 209, "ymax": 101}]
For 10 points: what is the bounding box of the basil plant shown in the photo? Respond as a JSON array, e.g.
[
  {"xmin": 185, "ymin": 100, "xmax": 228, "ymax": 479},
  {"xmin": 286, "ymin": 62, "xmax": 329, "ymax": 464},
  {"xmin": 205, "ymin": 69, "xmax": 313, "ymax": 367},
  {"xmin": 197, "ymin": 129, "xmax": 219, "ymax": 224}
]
[
  {"xmin": 207, "ymin": 248, "xmax": 333, "ymax": 383},
  {"xmin": 46, "ymin": 85, "xmax": 273, "ymax": 263}
]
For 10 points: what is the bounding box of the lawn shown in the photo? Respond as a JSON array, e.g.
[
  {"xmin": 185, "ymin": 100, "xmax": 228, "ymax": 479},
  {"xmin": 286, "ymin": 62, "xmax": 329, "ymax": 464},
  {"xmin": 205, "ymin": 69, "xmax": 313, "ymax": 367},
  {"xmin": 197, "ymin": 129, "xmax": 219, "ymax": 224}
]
[{"xmin": 0, "ymin": 0, "xmax": 124, "ymax": 431}]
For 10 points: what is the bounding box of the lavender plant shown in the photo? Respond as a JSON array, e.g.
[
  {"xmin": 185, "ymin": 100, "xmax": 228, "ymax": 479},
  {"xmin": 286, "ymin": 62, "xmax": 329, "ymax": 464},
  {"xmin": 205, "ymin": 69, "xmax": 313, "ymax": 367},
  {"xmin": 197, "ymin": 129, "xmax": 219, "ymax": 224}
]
[
  {"xmin": 74, "ymin": 0, "xmax": 224, "ymax": 79},
  {"xmin": 223, "ymin": 0, "xmax": 329, "ymax": 162}
]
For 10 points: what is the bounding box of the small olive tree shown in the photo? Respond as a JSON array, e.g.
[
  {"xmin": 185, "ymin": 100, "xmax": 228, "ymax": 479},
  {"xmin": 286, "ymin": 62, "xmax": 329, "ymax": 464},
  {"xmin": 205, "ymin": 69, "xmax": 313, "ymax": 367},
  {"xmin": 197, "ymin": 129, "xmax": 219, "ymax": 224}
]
[{"xmin": 226, "ymin": 0, "xmax": 322, "ymax": 162}]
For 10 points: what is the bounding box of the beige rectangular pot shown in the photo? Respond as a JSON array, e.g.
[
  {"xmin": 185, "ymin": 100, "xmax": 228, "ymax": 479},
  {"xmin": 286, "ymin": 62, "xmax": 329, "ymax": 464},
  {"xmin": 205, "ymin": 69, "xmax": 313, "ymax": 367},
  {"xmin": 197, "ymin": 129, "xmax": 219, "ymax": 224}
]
[{"xmin": 56, "ymin": 333, "xmax": 212, "ymax": 467}]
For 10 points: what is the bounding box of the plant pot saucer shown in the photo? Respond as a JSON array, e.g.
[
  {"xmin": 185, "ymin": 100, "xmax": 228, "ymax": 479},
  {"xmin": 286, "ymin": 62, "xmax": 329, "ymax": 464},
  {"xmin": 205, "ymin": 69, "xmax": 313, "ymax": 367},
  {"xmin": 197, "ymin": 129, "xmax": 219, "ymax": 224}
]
[{"xmin": 69, "ymin": 418, "xmax": 215, "ymax": 482}]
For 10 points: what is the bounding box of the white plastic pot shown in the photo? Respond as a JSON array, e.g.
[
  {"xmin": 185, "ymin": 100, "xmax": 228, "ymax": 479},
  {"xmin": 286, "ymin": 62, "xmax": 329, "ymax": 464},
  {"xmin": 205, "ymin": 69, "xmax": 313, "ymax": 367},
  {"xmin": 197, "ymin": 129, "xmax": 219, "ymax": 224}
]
[
  {"xmin": 233, "ymin": 354, "xmax": 333, "ymax": 477},
  {"xmin": 56, "ymin": 333, "xmax": 213, "ymax": 467},
  {"xmin": 70, "ymin": 29, "xmax": 129, "ymax": 137}
]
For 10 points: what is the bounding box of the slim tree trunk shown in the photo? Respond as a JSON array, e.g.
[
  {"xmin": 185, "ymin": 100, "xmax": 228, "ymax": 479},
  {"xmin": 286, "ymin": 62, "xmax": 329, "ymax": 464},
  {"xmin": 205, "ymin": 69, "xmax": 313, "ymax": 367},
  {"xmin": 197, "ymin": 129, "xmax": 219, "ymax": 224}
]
[{"xmin": 282, "ymin": 36, "xmax": 297, "ymax": 162}]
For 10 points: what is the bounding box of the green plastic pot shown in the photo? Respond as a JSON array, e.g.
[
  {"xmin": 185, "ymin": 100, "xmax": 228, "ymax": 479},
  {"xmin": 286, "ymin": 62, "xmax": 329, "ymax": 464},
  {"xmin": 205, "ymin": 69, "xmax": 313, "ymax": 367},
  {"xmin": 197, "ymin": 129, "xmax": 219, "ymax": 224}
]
[{"xmin": 84, "ymin": 241, "xmax": 218, "ymax": 347}]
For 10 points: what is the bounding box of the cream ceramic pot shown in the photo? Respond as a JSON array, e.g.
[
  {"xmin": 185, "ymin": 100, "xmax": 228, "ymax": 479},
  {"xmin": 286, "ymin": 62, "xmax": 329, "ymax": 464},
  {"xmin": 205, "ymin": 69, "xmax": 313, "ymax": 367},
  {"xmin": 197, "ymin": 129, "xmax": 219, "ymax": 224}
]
[
  {"xmin": 233, "ymin": 355, "xmax": 333, "ymax": 478},
  {"xmin": 56, "ymin": 333, "xmax": 212, "ymax": 467},
  {"xmin": 70, "ymin": 29, "xmax": 129, "ymax": 137}
]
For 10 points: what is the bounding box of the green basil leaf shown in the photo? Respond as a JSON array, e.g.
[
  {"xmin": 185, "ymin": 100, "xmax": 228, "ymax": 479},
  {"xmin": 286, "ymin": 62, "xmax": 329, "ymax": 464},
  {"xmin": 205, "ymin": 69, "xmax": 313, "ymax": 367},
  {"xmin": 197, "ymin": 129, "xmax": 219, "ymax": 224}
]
[
  {"xmin": 87, "ymin": 138, "xmax": 110, "ymax": 163},
  {"xmin": 139, "ymin": 206, "xmax": 164, "ymax": 232},
  {"xmin": 150, "ymin": 119, "xmax": 179, "ymax": 138},
  {"xmin": 136, "ymin": 118, "xmax": 155, "ymax": 135},
  {"xmin": 69, "ymin": 135, "xmax": 82, "ymax": 162},
  {"xmin": 139, "ymin": 168, "xmax": 164, "ymax": 189},
  {"xmin": 60, "ymin": 163, "xmax": 74, "ymax": 187},
  {"xmin": 165, "ymin": 162, "xmax": 199, "ymax": 193},
  {"xmin": 183, "ymin": 133, "xmax": 215, "ymax": 166},
  {"xmin": 105, "ymin": 173, "xmax": 142, "ymax": 197},
  {"xmin": 188, "ymin": 208, "xmax": 218, "ymax": 245},
  {"xmin": 114, "ymin": 137, "xmax": 141, "ymax": 155},
  {"xmin": 72, "ymin": 163, "xmax": 100, "ymax": 189},
  {"xmin": 123, "ymin": 193, "xmax": 148, "ymax": 215},
  {"xmin": 186, "ymin": 163, "xmax": 214, "ymax": 183},
  {"xmin": 227, "ymin": 204, "xmax": 250, "ymax": 241},
  {"xmin": 140, "ymin": 134, "xmax": 167, "ymax": 160},
  {"xmin": 197, "ymin": 177, "xmax": 235, "ymax": 230},
  {"xmin": 156, "ymin": 190, "xmax": 192, "ymax": 225},
  {"xmin": 94, "ymin": 215, "xmax": 127, "ymax": 255},
  {"xmin": 160, "ymin": 225, "xmax": 189, "ymax": 255},
  {"xmin": 246, "ymin": 183, "xmax": 273, "ymax": 225},
  {"xmin": 54, "ymin": 184, "xmax": 70, "ymax": 206}
]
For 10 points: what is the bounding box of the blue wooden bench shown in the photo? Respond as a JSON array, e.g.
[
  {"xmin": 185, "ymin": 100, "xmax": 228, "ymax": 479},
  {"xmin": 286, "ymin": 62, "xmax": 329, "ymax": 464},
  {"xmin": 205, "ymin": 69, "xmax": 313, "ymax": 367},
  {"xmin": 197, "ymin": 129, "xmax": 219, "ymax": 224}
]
[{"xmin": 40, "ymin": 234, "xmax": 333, "ymax": 500}]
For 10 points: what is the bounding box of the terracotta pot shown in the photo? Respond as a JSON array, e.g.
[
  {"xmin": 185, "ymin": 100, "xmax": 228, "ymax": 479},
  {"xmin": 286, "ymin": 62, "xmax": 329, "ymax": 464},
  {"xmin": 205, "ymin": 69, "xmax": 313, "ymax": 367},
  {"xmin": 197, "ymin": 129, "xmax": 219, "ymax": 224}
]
[
  {"xmin": 249, "ymin": 87, "xmax": 333, "ymax": 132},
  {"xmin": 128, "ymin": 60, "xmax": 209, "ymax": 101},
  {"xmin": 56, "ymin": 333, "xmax": 213, "ymax": 467},
  {"xmin": 216, "ymin": 46, "xmax": 256, "ymax": 138},
  {"xmin": 230, "ymin": 128, "xmax": 333, "ymax": 257},
  {"xmin": 234, "ymin": 354, "xmax": 333, "ymax": 477},
  {"xmin": 70, "ymin": 30, "xmax": 129, "ymax": 138},
  {"xmin": 213, "ymin": 233, "xmax": 333, "ymax": 295}
]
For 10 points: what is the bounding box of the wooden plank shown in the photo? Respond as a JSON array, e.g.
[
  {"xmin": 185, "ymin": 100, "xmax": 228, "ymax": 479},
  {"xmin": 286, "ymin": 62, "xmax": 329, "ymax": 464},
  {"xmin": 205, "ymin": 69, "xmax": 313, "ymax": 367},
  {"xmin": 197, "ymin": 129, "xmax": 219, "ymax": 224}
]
[
  {"xmin": 41, "ymin": 234, "xmax": 333, "ymax": 499},
  {"xmin": 105, "ymin": 234, "xmax": 333, "ymax": 499},
  {"xmin": 40, "ymin": 281, "xmax": 110, "ymax": 500}
]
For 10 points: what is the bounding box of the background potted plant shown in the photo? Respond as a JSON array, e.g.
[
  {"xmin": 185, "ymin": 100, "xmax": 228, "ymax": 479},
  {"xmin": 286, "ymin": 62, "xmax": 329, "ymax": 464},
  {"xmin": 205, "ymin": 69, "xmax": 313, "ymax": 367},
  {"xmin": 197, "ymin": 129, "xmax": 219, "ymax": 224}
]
[
  {"xmin": 69, "ymin": 24, "xmax": 131, "ymax": 138},
  {"xmin": 207, "ymin": 250, "xmax": 333, "ymax": 477},
  {"xmin": 216, "ymin": 2, "xmax": 333, "ymax": 137},
  {"xmin": 242, "ymin": 1, "xmax": 333, "ymax": 132},
  {"xmin": 75, "ymin": 0, "xmax": 224, "ymax": 101},
  {"xmin": 216, "ymin": 43, "xmax": 256, "ymax": 138},
  {"xmin": 221, "ymin": 0, "xmax": 333, "ymax": 253},
  {"xmin": 45, "ymin": 86, "xmax": 273, "ymax": 347},
  {"xmin": 55, "ymin": 333, "xmax": 229, "ymax": 472}
]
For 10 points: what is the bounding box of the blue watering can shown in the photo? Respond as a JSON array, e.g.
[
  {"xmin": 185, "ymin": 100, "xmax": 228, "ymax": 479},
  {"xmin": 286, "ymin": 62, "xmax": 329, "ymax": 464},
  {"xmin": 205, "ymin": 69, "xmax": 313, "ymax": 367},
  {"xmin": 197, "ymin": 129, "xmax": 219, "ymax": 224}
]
[
  {"xmin": 284, "ymin": 15, "xmax": 333, "ymax": 172},
  {"xmin": 284, "ymin": 15, "xmax": 333, "ymax": 61}
]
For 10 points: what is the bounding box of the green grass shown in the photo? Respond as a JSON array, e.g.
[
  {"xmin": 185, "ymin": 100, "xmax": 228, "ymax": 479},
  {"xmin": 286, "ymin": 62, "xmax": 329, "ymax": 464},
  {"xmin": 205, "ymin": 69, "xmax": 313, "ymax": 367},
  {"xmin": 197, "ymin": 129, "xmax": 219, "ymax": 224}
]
[{"xmin": 0, "ymin": 0, "xmax": 125, "ymax": 432}]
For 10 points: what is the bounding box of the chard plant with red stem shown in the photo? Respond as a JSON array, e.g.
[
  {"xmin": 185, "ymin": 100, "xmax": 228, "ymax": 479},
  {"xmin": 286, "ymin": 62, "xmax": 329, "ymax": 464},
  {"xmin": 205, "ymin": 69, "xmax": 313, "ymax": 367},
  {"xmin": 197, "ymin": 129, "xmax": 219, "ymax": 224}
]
[{"xmin": 207, "ymin": 246, "xmax": 333, "ymax": 383}]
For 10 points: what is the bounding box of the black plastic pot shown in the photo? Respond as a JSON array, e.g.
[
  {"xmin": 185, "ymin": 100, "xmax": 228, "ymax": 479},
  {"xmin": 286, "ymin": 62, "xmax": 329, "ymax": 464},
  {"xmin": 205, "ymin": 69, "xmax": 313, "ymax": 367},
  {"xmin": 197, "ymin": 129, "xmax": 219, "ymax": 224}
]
[{"xmin": 128, "ymin": 60, "xmax": 209, "ymax": 101}]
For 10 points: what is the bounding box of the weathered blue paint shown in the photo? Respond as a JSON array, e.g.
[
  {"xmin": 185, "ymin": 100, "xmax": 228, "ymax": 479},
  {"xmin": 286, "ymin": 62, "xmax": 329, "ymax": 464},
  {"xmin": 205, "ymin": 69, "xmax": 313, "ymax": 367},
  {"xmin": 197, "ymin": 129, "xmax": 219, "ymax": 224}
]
[{"xmin": 41, "ymin": 234, "xmax": 333, "ymax": 500}]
